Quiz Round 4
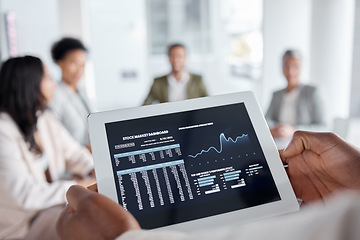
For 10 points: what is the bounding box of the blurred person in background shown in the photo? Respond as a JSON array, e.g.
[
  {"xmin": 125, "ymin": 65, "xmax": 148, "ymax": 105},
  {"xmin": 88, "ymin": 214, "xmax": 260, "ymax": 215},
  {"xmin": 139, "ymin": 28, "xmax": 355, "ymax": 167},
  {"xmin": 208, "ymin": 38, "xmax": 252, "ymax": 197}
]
[
  {"xmin": 0, "ymin": 56, "xmax": 95, "ymax": 240},
  {"xmin": 143, "ymin": 43, "xmax": 208, "ymax": 105},
  {"xmin": 266, "ymin": 50, "xmax": 325, "ymax": 139},
  {"xmin": 50, "ymin": 37, "xmax": 92, "ymax": 149}
]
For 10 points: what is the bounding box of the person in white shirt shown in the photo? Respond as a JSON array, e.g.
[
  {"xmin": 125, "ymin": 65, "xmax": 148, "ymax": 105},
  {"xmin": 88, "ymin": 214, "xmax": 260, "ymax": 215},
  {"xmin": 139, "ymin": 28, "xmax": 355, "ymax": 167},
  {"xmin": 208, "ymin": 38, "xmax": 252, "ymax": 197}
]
[
  {"xmin": 56, "ymin": 130, "xmax": 360, "ymax": 240},
  {"xmin": 143, "ymin": 43, "xmax": 208, "ymax": 105},
  {"xmin": 0, "ymin": 56, "xmax": 95, "ymax": 239},
  {"xmin": 50, "ymin": 37, "xmax": 92, "ymax": 149},
  {"xmin": 266, "ymin": 50, "xmax": 325, "ymax": 139}
]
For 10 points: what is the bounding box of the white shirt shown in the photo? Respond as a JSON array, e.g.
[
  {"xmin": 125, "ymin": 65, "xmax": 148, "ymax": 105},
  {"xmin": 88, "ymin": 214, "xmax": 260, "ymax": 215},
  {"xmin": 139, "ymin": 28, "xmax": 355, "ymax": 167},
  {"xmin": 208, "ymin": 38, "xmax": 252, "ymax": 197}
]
[
  {"xmin": 117, "ymin": 191, "xmax": 360, "ymax": 240},
  {"xmin": 167, "ymin": 72, "xmax": 190, "ymax": 102},
  {"xmin": 279, "ymin": 87, "xmax": 300, "ymax": 126}
]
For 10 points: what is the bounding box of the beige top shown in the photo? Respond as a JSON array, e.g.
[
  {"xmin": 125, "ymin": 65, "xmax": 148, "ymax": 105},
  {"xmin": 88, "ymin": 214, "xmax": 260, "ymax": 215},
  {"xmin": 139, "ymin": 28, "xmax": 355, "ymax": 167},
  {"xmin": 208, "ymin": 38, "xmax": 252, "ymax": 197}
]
[{"xmin": 0, "ymin": 110, "xmax": 93, "ymax": 239}]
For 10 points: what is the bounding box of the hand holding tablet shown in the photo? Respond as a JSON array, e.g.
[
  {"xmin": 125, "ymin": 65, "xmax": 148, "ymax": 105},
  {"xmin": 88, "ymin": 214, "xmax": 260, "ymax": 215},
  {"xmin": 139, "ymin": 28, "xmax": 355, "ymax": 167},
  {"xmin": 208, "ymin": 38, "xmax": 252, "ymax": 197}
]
[{"xmin": 88, "ymin": 92, "xmax": 299, "ymax": 231}]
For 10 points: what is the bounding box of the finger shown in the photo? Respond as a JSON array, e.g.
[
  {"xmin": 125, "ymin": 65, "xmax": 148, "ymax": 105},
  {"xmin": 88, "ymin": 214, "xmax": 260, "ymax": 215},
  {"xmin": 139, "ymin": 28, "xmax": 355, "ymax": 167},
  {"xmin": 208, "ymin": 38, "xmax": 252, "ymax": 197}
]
[
  {"xmin": 278, "ymin": 149, "xmax": 287, "ymax": 165},
  {"xmin": 66, "ymin": 185, "xmax": 94, "ymax": 211},
  {"xmin": 282, "ymin": 131, "xmax": 319, "ymax": 158},
  {"xmin": 282, "ymin": 131, "xmax": 330, "ymax": 158},
  {"xmin": 56, "ymin": 205, "xmax": 75, "ymax": 239}
]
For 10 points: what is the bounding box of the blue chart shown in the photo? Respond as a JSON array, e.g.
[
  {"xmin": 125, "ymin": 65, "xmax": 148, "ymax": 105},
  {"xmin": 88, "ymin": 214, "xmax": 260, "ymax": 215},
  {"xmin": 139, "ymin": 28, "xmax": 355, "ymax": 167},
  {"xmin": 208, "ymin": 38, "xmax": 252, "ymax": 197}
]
[{"xmin": 188, "ymin": 133, "xmax": 250, "ymax": 159}]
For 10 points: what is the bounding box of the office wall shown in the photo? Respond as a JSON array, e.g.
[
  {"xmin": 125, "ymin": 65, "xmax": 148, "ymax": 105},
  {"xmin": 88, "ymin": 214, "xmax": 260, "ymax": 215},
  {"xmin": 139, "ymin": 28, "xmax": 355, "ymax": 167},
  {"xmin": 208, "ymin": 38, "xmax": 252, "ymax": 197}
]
[
  {"xmin": 58, "ymin": 0, "xmax": 86, "ymax": 40},
  {"xmin": 310, "ymin": 0, "xmax": 355, "ymax": 122},
  {"xmin": 0, "ymin": 0, "xmax": 60, "ymax": 75},
  {"xmin": 351, "ymin": 0, "xmax": 360, "ymax": 118},
  {"xmin": 85, "ymin": 0, "xmax": 148, "ymax": 110}
]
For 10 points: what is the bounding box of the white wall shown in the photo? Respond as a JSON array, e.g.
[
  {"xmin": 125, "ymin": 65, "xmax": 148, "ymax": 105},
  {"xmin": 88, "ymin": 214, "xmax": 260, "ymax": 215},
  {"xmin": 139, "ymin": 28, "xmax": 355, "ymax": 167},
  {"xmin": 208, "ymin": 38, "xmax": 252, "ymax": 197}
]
[
  {"xmin": 58, "ymin": 0, "xmax": 85, "ymax": 40},
  {"xmin": 262, "ymin": 0, "xmax": 312, "ymax": 110},
  {"xmin": 0, "ymin": 0, "xmax": 60, "ymax": 75},
  {"xmin": 310, "ymin": 0, "xmax": 355, "ymax": 122},
  {"xmin": 85, "ymin": 0, "xmax": 148, "ymax": 111},
  {"xmin": 350, "ymin": 0, "xmax": 360, "ymax": 118}
]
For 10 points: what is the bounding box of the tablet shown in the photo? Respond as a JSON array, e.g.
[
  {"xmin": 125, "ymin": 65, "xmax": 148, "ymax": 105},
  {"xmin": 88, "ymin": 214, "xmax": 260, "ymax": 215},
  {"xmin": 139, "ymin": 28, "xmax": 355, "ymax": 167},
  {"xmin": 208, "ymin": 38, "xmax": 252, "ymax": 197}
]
[{"xmin": 88, "ymin": 91, "xmax": 299, "ymax": 231}]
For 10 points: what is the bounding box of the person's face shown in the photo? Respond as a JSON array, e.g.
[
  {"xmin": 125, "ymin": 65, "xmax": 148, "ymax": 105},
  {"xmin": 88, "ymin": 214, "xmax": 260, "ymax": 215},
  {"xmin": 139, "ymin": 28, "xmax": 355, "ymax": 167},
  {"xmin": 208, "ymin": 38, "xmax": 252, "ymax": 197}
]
[
  {"xmin": 169, "ymin": 46, "xmax": 186, "ymax": 73},
  {"xmin": 40, "ymin": 65, "xmax": 56, "ymax": 105},
  {"xmin": 57, "ymin": 49, "xmax": 87, "ymax": 86},
  {"xmin": 283, "ymin": 56, "xmax": 301, "ymax": 87}
]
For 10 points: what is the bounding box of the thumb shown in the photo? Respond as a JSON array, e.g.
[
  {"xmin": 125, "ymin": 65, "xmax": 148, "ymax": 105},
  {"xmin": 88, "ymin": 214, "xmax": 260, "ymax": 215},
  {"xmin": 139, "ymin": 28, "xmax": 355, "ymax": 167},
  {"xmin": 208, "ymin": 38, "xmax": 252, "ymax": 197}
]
[
  {"xmin": 282, "ymin": 131, "xmax": 311, "ymax": 158},
  {"xmin": 66, "ymin": 185, "xmax": 94, "ymax": 211},
  {"xmin": 282, "ymin": 131, "xmax": 338, "ymax": 159}
]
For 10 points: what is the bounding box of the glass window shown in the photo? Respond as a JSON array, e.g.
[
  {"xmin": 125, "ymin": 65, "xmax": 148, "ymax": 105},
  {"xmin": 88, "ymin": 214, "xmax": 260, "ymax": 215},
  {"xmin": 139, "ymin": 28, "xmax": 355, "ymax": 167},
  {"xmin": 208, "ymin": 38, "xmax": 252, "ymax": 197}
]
[{"xmin": 147, "ymin": 0, "xmax": 211, "ymax": 55}]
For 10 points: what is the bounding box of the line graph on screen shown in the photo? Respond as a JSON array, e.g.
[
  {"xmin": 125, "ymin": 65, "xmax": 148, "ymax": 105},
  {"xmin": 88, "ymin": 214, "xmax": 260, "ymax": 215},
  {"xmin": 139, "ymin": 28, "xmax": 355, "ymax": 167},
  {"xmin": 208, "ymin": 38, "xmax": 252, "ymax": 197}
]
[{"xmin": 188, "ymin": 133, "xmax": 250, "ymax": 159}]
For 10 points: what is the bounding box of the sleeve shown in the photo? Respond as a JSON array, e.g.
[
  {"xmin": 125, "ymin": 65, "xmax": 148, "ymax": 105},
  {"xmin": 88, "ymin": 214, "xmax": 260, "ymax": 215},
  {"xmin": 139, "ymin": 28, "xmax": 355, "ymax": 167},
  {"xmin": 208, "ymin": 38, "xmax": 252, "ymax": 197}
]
[
  {"xmin": 116, "ymin": 192, "xmax": 360, "ymax": 240},
  {"xmin": 0, "ymin": 128, "xmax": 76, "ymax": 211},
  {"xmin": 198, "ymin": 76, "xmax": 209, "ymax": 97},
  {"xmin": 48, "ymin": 87, "xmax": 64, "ymax": 123},
  {"xmin": 265, "ymin": 92, "xmax": 278, "ymax": 128},
  {"xmin": 143, "ymin": 81, "xmax": 157, "ymax": 105},
  {"xmin": 49, "ymin": 113, "xmax": 94, "ymax": 176},
  {"xmin": 197, "ymin": 75, "xmax": 209, "ymax": 97},
  {"xmin": 309, "ymin": 87, "xmax": 326, "ymax": 125}
]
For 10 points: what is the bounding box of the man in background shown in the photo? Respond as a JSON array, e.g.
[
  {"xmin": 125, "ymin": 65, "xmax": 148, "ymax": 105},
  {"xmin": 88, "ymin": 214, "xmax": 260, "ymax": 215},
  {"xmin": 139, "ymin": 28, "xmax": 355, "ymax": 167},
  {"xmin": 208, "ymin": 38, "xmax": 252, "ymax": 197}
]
[{"xmin": 143, "ymin": 43, "xmax": 208, "ymax": 105}]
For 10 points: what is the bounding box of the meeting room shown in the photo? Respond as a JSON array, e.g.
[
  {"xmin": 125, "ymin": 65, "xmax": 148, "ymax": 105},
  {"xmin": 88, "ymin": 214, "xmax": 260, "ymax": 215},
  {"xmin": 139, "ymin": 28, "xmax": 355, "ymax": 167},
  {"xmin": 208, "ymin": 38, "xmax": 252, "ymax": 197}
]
[{"xmin": 0, "ymin": 0, "xmax": 359, "ymax": 239}]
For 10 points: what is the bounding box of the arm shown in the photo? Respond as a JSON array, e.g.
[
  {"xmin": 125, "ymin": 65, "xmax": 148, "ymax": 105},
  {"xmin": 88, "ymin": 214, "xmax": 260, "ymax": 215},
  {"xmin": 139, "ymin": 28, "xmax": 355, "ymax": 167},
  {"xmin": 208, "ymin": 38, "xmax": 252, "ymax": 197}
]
[
  {"xmin": 48, "ymin": 87, "xmax": 63, "ymax": 122},
  {"xmin": 143, "ymin": 81, "xmax": 157, "ymax": 105},
  {"xmin": 198, "ymin": 76, "xmax": 208, "ymax": 97},
  {"xmin": 265, "ymin": 92, "xmax": 278, "ymax": 128},
  {"xmin": 0, "ymin": 130, "xmax": 75, "ymax": 210},
  {"xmin": 48, "ymin": 112, "xmax": 94, "ymax": 177}
]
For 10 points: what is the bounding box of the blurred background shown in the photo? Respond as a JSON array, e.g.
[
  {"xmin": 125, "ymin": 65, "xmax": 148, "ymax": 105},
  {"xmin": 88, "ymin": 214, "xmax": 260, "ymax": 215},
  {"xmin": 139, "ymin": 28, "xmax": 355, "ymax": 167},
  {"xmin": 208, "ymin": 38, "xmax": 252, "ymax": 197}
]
[{"xmin": 0, "ymin": 0, "xmax": 359, "ymax": 145}]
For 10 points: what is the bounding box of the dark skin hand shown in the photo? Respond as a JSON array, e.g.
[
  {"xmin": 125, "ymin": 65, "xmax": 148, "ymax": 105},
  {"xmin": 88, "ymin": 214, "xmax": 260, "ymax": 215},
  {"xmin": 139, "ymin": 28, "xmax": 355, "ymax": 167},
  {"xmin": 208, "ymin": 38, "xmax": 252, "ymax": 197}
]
[
  {"xmin": 280, "ymin": 131, "xmax": 360, "ymax": 203},
  {"xmin": 56, "ymin": 185, "xmax": 140, "ymax": 240}
]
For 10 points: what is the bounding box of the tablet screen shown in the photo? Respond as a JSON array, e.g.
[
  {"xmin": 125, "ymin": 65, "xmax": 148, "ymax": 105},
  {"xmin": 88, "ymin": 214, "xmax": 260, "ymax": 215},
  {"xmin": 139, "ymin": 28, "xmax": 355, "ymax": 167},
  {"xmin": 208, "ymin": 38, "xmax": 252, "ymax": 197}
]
[{"xmin": 105, "ymin": 103, "xmax": 281, "ymax": 229}]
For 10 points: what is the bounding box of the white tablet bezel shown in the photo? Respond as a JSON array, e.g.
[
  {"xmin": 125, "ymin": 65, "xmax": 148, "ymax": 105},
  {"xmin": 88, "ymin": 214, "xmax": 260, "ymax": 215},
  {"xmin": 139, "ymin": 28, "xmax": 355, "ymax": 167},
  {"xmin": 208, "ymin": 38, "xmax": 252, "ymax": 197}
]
[{"xmin": 88, "ymin": 91, "xmax": 299, "ymax": 231}]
